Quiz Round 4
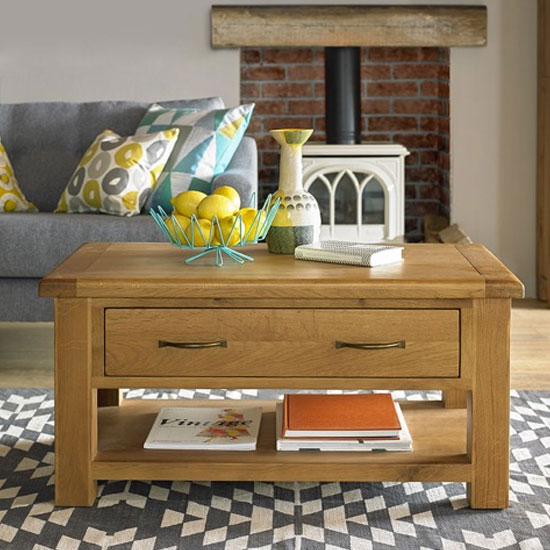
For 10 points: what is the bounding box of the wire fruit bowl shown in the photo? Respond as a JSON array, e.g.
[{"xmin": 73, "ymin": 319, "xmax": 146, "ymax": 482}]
[{"xmin": 150, "ymin": 194, "xmax": 280, "ymax": 266}]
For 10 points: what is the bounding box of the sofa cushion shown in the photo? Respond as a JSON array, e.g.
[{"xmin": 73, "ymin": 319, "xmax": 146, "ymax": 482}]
[
  {"xmin": 0, "ymin": 138, "xmax": 36, "ymax": 212},
  {"xmin": 0, "ymin": 213, "xmax": 167, "ymax": 278},
  {"xmin": 0, "ymin": 98, "xmax": 224, "ymax": 212},
  {"xmin": 136, "ymin": 103, "xmax": 255, "ymax": 211},
  {"xmin": 55, "ymin": 128, "xmax": 179, "ymax": 216}
]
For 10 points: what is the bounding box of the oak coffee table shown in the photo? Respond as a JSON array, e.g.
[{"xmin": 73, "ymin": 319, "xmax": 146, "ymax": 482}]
[{"xmin": 39, "ymin": 242, "xmax": 523, "ymax": 508}]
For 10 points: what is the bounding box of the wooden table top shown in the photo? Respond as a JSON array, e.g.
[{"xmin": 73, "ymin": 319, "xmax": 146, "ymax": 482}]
[{"xmin": 39, "ymin": 242, "xmax": 524, "ymax": 300}]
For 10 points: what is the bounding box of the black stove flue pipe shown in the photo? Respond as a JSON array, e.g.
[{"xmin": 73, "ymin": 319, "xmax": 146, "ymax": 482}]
[{"xmin": 325, "ymin": 46, "xmax": 361, "ymax": 145}]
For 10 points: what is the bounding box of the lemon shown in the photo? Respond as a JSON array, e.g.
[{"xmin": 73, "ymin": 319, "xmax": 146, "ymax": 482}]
[
  {"xmin": 215, "ymin": 215, "xmax": 245, "ymax": 246},
  {"xmin": 170, "ymin": 190, "xmax": 207, "ymax": 217},
  {"xmin": 237, "ymin": 207, "xmax": 267, "ymax": 242},
  {"xmin": 212, "ymin": 186, "xmax": 241, "ymax": 211},
  {"xmin": 164, "ymin": 214, "xmax": 191, "ymax": 240},
  {"xmin": 184, "ymin": 218, "xmax": 213, "ymax": 247},
  {"xmin": 197, "ymin": 194, "xmax": 236, "ymax": 221}
]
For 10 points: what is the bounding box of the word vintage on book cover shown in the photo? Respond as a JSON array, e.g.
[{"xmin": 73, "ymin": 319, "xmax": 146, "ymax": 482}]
[{"xmin": 143, "ymin": 407, "xmax": 262, "ymax": 451}]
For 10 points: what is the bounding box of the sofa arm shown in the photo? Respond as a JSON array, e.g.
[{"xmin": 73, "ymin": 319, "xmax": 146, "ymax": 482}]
[{"xmin": 212, "ymin": 136, "xmax": 258, "ymax": 208}]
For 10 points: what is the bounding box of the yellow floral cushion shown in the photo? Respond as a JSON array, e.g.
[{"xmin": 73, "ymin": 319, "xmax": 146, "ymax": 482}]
[
  {"xmin": 55, "ymin": 128, "xmax": 179, "ymax": 216},
  {"xmin": 0, "ymin": 138, "xmax": 36, "ymax": 212}
]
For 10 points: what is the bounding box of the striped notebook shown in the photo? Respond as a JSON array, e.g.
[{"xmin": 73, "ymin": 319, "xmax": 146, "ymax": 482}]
[{"xmin": 294, "ymin": 240, "xmax": 403, "ymax": 267}]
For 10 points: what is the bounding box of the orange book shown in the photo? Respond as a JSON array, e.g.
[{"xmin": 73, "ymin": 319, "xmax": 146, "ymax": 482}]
[{"xmin": 282, "ymin": 394, "xmax": 401, "ymax": 438}]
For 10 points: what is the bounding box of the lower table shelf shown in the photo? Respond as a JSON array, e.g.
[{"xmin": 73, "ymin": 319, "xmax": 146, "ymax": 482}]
[{"xmin": 93, "ymin": 399, "xmax": 471, "ymax": 482}]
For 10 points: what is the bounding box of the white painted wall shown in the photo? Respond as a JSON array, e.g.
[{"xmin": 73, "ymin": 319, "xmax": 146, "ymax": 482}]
[
  {"xmin": 450, "ymin": 0, "xmax": 537, "ymax": 297},
  {"xmin": 0, "ymin": 0, "xmax": 538, "ymax": 295},
  {"xmin": 0, "ymin": 0, "xmax": 240, "ymax": 104}
]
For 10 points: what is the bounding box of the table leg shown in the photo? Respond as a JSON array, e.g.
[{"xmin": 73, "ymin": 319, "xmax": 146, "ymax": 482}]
[
  {"xmin": 467, "ymin": 298, "xmax": 510, "ymax": 509},
  {"xmin": 443, "ymin": 389, "xmax": 468, "ymax": 408},
  {"xmin": 98, "ymin": 389, "xmax": 123, "ymax": 407},
  {"xmin": 55, "ymin": 298, "xmax": 97, "ymax": 506}
]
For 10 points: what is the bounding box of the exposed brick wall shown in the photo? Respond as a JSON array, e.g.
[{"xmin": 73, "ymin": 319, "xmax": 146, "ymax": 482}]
[{"xmin": 240, "ymin": 46, "xmax": 450, "ymax": 241}]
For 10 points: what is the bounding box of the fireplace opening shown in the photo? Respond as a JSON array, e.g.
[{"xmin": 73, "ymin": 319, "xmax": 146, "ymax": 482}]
[{"xmin": 241, "ymin": 46, "xmax": 450, "ymax": 242}]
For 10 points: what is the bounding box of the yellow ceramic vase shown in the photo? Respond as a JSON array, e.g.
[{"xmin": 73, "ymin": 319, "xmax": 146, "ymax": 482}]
[{"xmin": 266, "ymin": 129, "xmax": 321, "ymax": 254}]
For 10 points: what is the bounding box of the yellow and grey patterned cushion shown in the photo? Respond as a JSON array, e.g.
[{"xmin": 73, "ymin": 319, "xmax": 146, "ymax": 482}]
[
  {"xmin": 55, "ymin": 128, "xmax": 179, "ymax": 216},
  {"xmin": 0, "ymin": 138, "xmax": 36, "ymax": 212}
]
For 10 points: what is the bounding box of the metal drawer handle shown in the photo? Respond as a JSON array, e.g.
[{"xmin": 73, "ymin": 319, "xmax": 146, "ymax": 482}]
[
  {"xmin": 158, "ymin": 339, "xmax": 227, "ymax": 349},
  {"xmin": 335, "ymin": 340, "xmax": 406, "ymax": 350}
]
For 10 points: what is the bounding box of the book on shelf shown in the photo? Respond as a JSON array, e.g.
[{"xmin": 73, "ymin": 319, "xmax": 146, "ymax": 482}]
[
  {"xmin": 282, "ymin": 394, "xmax": 401, "ymax": 438},
  {"xmin": 276, "ymin": 402, "xmax": 412, "ymax": 452},
  {"xmin": 143, "ymin": 406, "xmax": 262, "ymax": 451},
  {"xmin": 294, "ymin": 240, "xmax": 404, "ymax": 267}
]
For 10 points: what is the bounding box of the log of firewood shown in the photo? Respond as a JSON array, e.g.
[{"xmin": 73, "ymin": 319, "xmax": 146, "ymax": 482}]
[
  {"xmin": 438, "ymin": 223, "xmax": 473, "ymax": 244},
  {"xmin": 423, "ymin": 214, "xmax": 449, "ymax": 243}
]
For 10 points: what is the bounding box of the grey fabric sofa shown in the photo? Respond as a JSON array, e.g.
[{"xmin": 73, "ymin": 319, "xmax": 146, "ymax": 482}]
[{"xmin": 0, "ymin": 99, "xmax": 258, "ymax": 321}]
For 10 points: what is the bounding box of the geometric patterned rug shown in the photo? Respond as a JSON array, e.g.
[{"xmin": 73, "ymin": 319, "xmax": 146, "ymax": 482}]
[{"xmin": 0, "ymin": 388, "xmax": 549, "ymax": 550}]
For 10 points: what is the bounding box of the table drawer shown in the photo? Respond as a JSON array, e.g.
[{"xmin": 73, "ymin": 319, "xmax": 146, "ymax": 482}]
[{"xmin": 104, "ymin": 308, "xmax": 459, "ymax": 378}]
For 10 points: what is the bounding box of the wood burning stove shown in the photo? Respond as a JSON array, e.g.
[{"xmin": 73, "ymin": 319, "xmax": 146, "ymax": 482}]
[
  {"xmin": 302, "ymin": 143, "xmax": 409, "ymax": 242},
  {"xmin": 309, "ymin": 47, "xmax": 408, "ymax": 242}
]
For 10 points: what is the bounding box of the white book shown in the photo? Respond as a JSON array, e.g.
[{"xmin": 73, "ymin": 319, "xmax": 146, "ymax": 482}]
[
  {"xmin": 143, "ymin": 406, "xmax": 262, "ymax": 451},
  {"xmin": 275, "ymin": 402, "xmax": 412, "ymax": 452},
  {"xmin": 295, "ymin": 240, "xmax": 404, "ymax": 267}
]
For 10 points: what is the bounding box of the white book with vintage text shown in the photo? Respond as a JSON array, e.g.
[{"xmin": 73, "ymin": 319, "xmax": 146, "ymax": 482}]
[{"xmin": 144, "ymin": 406, "xmax": 262, "ymax": 451}]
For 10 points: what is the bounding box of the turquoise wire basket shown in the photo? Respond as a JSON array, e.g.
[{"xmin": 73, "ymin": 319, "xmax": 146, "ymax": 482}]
[{"xmin": 149, "ymin": 194, "xmax": 280, "ymax": 266}]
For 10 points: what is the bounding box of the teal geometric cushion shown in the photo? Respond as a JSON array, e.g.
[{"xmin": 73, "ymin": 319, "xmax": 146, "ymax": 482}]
[{"xmin": 136, "ymin": 103, "xmax": 255, "ymax": 212}]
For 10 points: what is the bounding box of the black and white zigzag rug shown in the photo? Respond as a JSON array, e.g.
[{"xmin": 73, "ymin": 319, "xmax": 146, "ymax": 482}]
[{"xmin": 0, "ymin": 388, "xmax": 549, "ymax": 550}]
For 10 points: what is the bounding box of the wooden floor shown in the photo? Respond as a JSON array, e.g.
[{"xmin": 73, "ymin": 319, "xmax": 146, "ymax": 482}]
[
  {"xmin": 0, "ymin": 321, "xmax": 54, "ymax": 388},
  {"xmin": 0, "ymin": 299, "xmax": 549, "ymax": 389},
  {"xmin": 509, "ymin": 299, "xmax": 550, "ymax": 389}
]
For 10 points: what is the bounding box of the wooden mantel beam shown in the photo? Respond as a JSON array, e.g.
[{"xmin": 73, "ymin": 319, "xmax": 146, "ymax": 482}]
[{"xmin": 211, "ymin": 5, "xmax": 487, "ymax": 48}]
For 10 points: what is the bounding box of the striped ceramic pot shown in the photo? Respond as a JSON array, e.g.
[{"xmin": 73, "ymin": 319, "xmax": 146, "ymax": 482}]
[{"xmin": 267, "ymin": 129, "xmax": 321, "ymax": 254}]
